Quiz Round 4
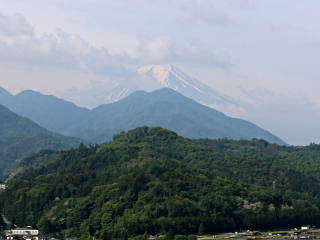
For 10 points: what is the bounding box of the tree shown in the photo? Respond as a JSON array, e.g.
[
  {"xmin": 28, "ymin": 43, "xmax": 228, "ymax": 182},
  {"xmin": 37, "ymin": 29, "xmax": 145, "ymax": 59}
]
[
  {"xmin": 166, "ymin": 229, "xmax": 175, "ymax": 240},
  {"xmin": 188, "ymin": 235, "xmax": 197, "ymax": 240},
  {"xmin": 198, "ymin": 223, "xmax": 204, "ymax": 236},
  {"xmin": 174, "ymin": 235, "xmax": 187, "ymax": 240},
  {"xmin": 39, "ymin": 217, "xmax": 55, "ymax": 235}
]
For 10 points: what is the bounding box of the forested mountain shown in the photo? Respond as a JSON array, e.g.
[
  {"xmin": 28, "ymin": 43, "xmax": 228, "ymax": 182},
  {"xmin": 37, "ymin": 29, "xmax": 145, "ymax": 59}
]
[
  {"xmin": 0, "ymin": 104, "xmax": 86, "ymax": 178},
  {"xmin": 110, "ymin": 127, "xmax": 320, "ymax": 204},
  {"xmin": 0, "ymin": 86, "xmax": 286, "ymax": 145},
  {"xmin": 1, "ymin": 127, "xmax": 319, "ymax": 239}
]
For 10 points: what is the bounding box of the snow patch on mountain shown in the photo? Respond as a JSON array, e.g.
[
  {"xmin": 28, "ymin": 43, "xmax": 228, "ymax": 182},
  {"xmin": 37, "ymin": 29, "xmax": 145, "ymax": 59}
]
[
  {"xmin": 137, "ymin": 64, "xmax": 239, "ymax": 106},
  {"xmin": 104, "ymin": 64, "xmax": 239, "ymax": 106},
  {"xmin": 104, "ymin": 85, "xmax": 133, "ymax": 103}
]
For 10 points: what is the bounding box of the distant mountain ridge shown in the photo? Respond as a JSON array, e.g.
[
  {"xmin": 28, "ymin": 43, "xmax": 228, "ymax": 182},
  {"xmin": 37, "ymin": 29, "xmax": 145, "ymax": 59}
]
[
  {"xmin": 75, "ymin": 88, "xmax": 285, "ymax": 144},
  {"xmin": 0, "ymin": 86, "xmax": 286, "ymax": 145},
  {"xmin": 0, "ymin": 88, "xmax": 90, "ymax": 133},
  {"xmin": 0, "ymin": 86, "xmax": 13, "ymax": 103}
]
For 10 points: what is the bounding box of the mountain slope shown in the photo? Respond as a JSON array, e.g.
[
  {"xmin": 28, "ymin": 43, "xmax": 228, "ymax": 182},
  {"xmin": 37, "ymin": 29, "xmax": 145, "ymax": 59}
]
[
  {"xmin": 111, "ymin": 127, "xmax": 320, "ymax": 199},
  {"xmin": 0, "ymin": 104, "xmax": 86, "ymax": 178},
  {"xmin": 2, "ymin": 90, "xmax": 90, "ymax": 133},
  {"xmin": 66, "ymin": 88, "xmax": 286, "ymax": 145},
  {"xmin": 0, "ymin": 86, "xmax": 13, "ymax": 104}
]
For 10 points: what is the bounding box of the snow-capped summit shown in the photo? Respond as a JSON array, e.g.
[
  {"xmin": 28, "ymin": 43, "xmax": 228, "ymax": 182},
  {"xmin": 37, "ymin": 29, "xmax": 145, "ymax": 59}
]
[
  {"xmin": 104, "ymin": 64, "xmax": 238, "ymax": 106},
  {"xmin": 137, "ymin": 64, "xmax": 239, "ymax": 106},
  {"xmin": 137, "ymin": 64, "xmax": 173, "ymax": 87}
]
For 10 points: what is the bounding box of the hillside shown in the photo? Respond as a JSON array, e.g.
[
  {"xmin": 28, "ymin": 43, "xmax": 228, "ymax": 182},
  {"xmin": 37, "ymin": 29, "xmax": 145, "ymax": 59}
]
[
  {"xmin": 1, "ymin": 127, "xmax": 320, "ymax": 239},
  {"xmin": 0, "ymin": 104, "xmax": 86, "ymax": 178},
  {"xmin": 0, "ymin": 86, "xmax": 286, "ymax": 145},
  {"xmin": 110, "ymin": 127, "xmax": 320, "ymax": 204}
]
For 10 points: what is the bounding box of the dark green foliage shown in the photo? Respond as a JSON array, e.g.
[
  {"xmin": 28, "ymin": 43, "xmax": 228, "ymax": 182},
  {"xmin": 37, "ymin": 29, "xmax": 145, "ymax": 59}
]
[
  {"xmin": 131, "ymin": 236, "xmax": 147, "ymax": 240},
  {"xmin": 0, "ymin": 104, "xmax": 86, "ymax": 178},
  {"xmin": 198, "ymin": 223, "xmax": 204, "ymax": 235},
  {"xmin": 187, "ymin": 235, "xmax": 196, "ymax": 240},
  {"xmin": 38, "ymin": 217, "xmax": 56, "ymax": 236},
  {"xmin": 109, "ymin": 127, "xmax": 320, "ymax": 205},
  {"xmin": 166, "ymin": 230, "xmax": 175, "ymax": 240},
  {"xmin": 174, "ymin": 235, "xmax": 187, "ymax": 240},
  {"xmin": 1, "ymin": 127, "xmax": 320, "ymax": 239}
]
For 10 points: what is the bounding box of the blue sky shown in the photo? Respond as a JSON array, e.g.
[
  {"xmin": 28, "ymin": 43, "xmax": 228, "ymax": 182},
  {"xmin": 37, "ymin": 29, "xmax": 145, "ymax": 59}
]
[{"xmin": 1, "ymin": 0, "xmax": 320, "ymax": 145}]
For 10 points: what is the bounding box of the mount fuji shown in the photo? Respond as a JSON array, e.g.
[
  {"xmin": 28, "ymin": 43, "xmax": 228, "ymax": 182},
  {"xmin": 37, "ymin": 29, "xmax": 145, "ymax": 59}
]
[{"xmin": 104, "ymin": 64, "xmax": 239, "ymax": 106}]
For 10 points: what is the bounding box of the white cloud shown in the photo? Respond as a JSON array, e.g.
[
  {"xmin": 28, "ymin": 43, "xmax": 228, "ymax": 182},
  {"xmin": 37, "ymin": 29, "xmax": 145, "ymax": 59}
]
[
  {"xmin": 0, "ymin": 12, "xmax": 231, "ymax": 82},
  {"xmin": 0, "ymin": 12, "xmax": 33, "ymax": 37},
  {"xmin": 138, "ymin": 32, "xmax": 174, "ymax": 63},
  {"xmin": 137, "ymin": 32, "xmax": 231, "ymax": 68},
  {"xmin": 0, "ymin": 13, "xmax": 135, "ymax": 79}
]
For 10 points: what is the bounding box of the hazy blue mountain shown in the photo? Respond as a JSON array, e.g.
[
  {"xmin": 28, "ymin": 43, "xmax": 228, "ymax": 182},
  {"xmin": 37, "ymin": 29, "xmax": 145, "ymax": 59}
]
[
  {"xmin": 0, "ymin": 104, "xmax": 86, "ymax": 178},
  {"xmin": 0, "ymin": 86, "xmax": 286, "ymax": 145},
  {"xmin": 0, "ymin": 86, "xmax": 13, "ymax": 104},
  {"xmin": 3, "ymin": 89, "xmax": 90, "ymax": 133},
  {"xmin": 67, "ymin": 88, "xmax": 286, "ymax": 145}
]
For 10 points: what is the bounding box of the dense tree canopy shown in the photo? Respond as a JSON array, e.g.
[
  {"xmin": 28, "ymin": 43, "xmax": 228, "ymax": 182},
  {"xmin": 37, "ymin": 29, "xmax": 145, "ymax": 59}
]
[{"xmin": 1, "ymin": 126, "xmax": 320, "ymax": 239}]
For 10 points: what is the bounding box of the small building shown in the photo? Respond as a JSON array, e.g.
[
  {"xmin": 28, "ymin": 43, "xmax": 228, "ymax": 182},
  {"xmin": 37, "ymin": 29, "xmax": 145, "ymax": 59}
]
[
  {"xmin": 10, "ymin": 226, "xmax": 39, "ymax": 236},
  {"xmin": 0, "ymin": 184, "xmax": 6, "ymax": 190}
]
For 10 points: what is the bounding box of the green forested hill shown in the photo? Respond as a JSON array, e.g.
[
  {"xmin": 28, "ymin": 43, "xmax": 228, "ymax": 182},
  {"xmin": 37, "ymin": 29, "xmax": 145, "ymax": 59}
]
[
  {"xmin": 110, "ymin": 127, "xmax": 320, "ymax": 204},
  {"xmin": 1, "ymin": 127, "xmax": 319, "ymax": 239},
  {"xmin": 0, "ymin": 104, "xmax": 86, "ymax": 178}
]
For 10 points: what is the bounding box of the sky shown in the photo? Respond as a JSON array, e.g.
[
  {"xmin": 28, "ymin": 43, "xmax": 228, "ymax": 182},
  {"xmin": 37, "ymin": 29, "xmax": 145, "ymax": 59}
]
[{"xmin": 0, "ymin": 0, "xmax": 320, "ymax": 146}]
